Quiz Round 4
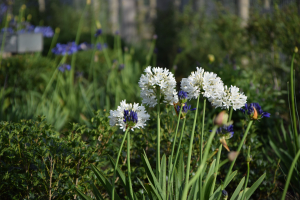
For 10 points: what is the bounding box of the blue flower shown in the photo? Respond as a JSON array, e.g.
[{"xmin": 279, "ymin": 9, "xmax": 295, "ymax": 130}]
[
  {"xmin": 178, "ymin": 90, "xmax": 188, "ymax": 101},
  {"xmin": 123, "ymin": 109, "xmax": 138, "ymax": 124},
  {"xmin": 34, "ymin": 26, "xmax": 54, "ymax": 37},
  {"xmin": 52, "ymin": 42, "xmax": 78, "ymax": 55},
  {"xmin": 211, "ymin": 124, "xmax": 234, "ymax": 152},
  {"xmin": 95, "ymin": 29, "xmax": 102, "ymax": 37},
  {"xmin": 58, "ymin": 64, "xmax": 71, "ymax": 72},
  {"xmin": 241, "ymin": 103, "xmax": 270, "ymax": 120},
  {"xmin": 1, "ymin": 27, "xmax": 13, "ymax": 33},
  {"xmin": 222, "ymin": 190, "xmax": 228, "ymax": 199},
  {"xmin": 216, "ymin": 124, "xmax": 234, "ymax": 139}
]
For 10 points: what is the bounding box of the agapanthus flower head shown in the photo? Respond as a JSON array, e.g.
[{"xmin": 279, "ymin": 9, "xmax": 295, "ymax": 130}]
[
  {"xmin": 58, "ymin": 64, "xmax": 71, "ymax": 72},
  {"xmin": 180, "ymin": 67, "xmax": 205, "ymax": 100},
  {"xmin": 221, "ymin": 85, "xmax": 247, "ymax": 111},
  {"xmin": 178, "ymin": 90, "xmax": 188, "ymax": 101},
  {"xmin": 211, "ymin": 124, "xmax": 234, "ymax": 152},
  {"xmin": 109, "ymin": 100, "xmax": 150, "ymax": 131},
  {"xmin": 52, "ymin": 42, "xmax": 78, "ymax": 55},
  {"xmin": 95, "ymin": 29, "xmax": 102, "ymax": 37},
  {"xmin": 241, "ymin": 102, "xmax": 270, "ymax": 120},
  {"xmin": 216, "ymin": 125, "xmax": 234, "ymax": 139},
  {"xmin": 139, "ymin": 66, "xmax": 178, "ymax": 107},
  {"xmin": 174, "ymin": 104, "xmax": 196, "ymax": 119}
]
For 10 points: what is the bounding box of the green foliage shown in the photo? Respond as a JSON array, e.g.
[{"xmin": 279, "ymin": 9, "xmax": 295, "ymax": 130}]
[{"xmin": 0, "ymin": 112, "xmax": 116, "ymax": 199}]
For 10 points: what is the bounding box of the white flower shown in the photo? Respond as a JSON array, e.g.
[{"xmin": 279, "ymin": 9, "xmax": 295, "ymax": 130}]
[
  {"xmin": 139, "ymin": 66, "xmax": 178, "ymax": 107},
  {"xmin": 222, "ymin": 85, "xmax": 247, "ymax": 110},
  {"xmin": 202, "ymin": 72, "xmax": 225, "ymax": 108},
  {"xmin": 109, "ymin": 100, "xmax": 150, "ymax": 131},
  {"xmin": 180, "ymin": 67, "xmax": 205, "ymax": 100}
]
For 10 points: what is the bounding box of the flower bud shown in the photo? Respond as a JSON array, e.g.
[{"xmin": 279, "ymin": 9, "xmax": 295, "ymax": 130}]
[
  {"xmin": 246, "ymin": 154, "xmax": 252, "ymax": 163},
  {"xmin": 21, "ymin": 4, "xmax": 26, "ymax": 10},
  {"xmin": 214, "ymin": 111, "xmax": 228, "ymax": 126},
  {"xmin": 27, "ymin": 14, "xmax": 32, "ymax": 21},
  {"xmin": 228, "ymin": 151, "xmax": 239, "ymax": 162},
  {"xmin": 86, "ymin": 0, "xmax": 91, "ymax": 5},
  {"xmin": 222, "ymin": 190, "xmax": 228, "ymax": 200},
  {"xmin": 55, "ymin": 27, "xmax": 60, "ymax": 33},
  {"xmin": 96, "ymin": 20, "xmax": 101, "ymax": 29},
  {"xmin": 295, "ymin": 47, "xmax": 298, "ymax": 53},
  {"xmin": 208, "ymin": 54, "xmax": 215, "ymax": 63}
]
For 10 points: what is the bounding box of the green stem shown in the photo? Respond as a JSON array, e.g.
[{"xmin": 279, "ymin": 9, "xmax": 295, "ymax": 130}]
[
  {"xmin": 0, "ymin": 15, "xmax": 9, "ymax": 69},
  {"xmin": 47, "ymin": 29, "xmax": 60, "ymax": 57},
  {"xmin": 111, "ymin": 127, "xmax": 130, "ymax": 200},
  {"xmin": 281, "ymin": 149, "xmax": 300, "ymax": 200},
  {"xmin": 170, "ymin": 105, "xmax": 183, "ymax": 163},
  {"xmin": 241, "ymin": 146, "xmax": 251, "ymax": 200},
  {"xmin": 181, "ymin": 125, "xmax": 218, "ymax": 200},
  {"xmin": 156, "ymin": 88, "xmax": 161, "ymax": 178},
  {"xmin": 228, "ymin": 107, "xmax": 233, "ymax": 122},
  {"xmin": 210, "ymin": 144, "xmax": 222, "ymax": 196},
  {"xmin": 199, "ymin": 99, "xmax": 206, "ymax": 200},
  {"xmin": 146, "ymin": 38, "xmax": 156, "ymax": 67},
  {"xmin": 127, "ymin": 131, "xmax": 134, "ymax": 200},
  {"xmin": 290, "ymin": 53, "xmax": 299, "ymax": 150},
  {"xmin": 185, "ymin": 95, "xmax": 200, "ymax": 187},
  {"xmin": 170, "ymin": 116, "xmax": 187, "ymax": 184},
  {"xmin": 217, "ymin": 120, "xmax": 253, "ymax": 200}
]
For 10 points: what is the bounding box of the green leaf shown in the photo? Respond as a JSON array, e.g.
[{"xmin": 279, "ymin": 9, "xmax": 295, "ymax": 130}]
[
  {"xmin": 230, "ymin": 177, "xmax": 245, "ymax": 200},
  {"xmin": 91, "ymin": 182, "xmax": 104, "ymax": 200},
  {"xmin": 159, "ymin": 154, "xmax": 167, "ymax": 198},
  {"xmin": 74, "ymin": 187, "xmax": 93, "ymax": 200},
  {"xmin": 224, "ymin": 170, "xmax": 238, "ymax": 188},
  {"xmin": 90, "ymin": 164, "xmax": 121, "ymax": 200},
  {"xmin": 204, "ymin": 174, "xmax": 215, "ymax": 200},
  {"xmin": 244, "ymin": 173, "xmax": 266, "ymax": 200},
  {"xmin": 142, "ymin": 150, "xmax": 165, "ymax": 200},
  {"xmin": 188, "ymin": 177, "xmax": 199, "ymax": 200}
]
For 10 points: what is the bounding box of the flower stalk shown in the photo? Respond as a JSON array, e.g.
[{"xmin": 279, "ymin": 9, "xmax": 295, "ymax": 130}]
[
  {"xmin": 156, "ymin": 87, "xmax": 161, "ymax": 177},
  {"xmin": 112, "ymin": 127, "xmax": 130, "ymax": 200},
  {"xmin": 185, "ymin": 95, "xmax": 200, "ymax": 187}
]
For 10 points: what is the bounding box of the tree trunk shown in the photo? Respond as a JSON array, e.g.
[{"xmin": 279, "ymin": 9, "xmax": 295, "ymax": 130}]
[
  {"xmin": 38, "ymin": 0, "xmax": 45, "ymax": 12},
  {"xmin": 237, "ymin": 0, "xmax": 249, "ymax": 27},
  {"xmin": 121, "ymin": 0, "xmax": 137, "ymax": 43},
  {"xmin": 109, "ymin": 0, "xmax": 119, "ymax": 34}
]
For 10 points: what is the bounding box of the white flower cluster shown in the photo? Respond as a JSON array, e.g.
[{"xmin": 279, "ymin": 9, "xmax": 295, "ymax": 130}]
[
  {"xmin": 138, "ymin": 66, "xmax": 178, "ymax": 107},
  {"xmin": 109, "ymin": 100, "xmax": 150, "ymax": 131},
  {"xmin": 180, "ymin": 67, "xmax": 247, "ymax": 110}
]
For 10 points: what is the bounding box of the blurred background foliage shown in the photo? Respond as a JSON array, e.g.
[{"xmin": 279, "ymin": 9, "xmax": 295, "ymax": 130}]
[{"xmin": 0, "ymin": 0, "xmax": 300, "ymax": 199}]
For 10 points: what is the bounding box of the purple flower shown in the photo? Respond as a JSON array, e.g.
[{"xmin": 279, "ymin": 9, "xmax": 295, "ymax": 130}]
[
  {"xmin": 1, "ymin": 27, "xmax": 13, "ymax": 33},
  {"xmin": 216, "ymin": 125, "xmax": 234, "ymax": 139},
  {"xmin": 118, "ymin": 64, "xmax": 124, "ymax": 71},
  {"xmin": 176, "ymin": 104, "xmax": 196, "ymax": 114},
  {"xmin": 178, "ymin": 90, "xmax": 188, "ymax": 101},
  {"xmin": 52, "ymin": 42, "xmax": 78, "ymax": 55},
  {"xmin": 58, "ymin": 64, "xmax": 71, "ymax": 72},
  {"xmin": 34, "ymin": 26, "xmax": 54, "ymax": 37},
  {"xmin": 241, "ymin": 103, "xmax": 270, "ymax": 120},
  {"xmin": 95, "ymin": 29, "xmax": 102, "ymax": 37},
  {"xmin": 123, "ymin": 109, "xmax": 138, "ymax": 123}
]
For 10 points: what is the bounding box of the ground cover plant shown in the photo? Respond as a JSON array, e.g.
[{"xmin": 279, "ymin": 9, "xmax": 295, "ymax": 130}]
[{"xmin": 0, "ymin": 1, "xmax": 300, "ymax": 199}]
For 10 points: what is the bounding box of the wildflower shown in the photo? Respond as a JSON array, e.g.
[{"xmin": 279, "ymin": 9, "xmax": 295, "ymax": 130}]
[
  {"xmin": 118, "ymin": 64, "xmax": 124, "ymax": 71},
  {"xmin": 181, "ymin": 67, "xmax": 225, "ymax": 106},
  {"xmin": 215, "ymin": 124, "xmax": 234, "ymax": 152},
  {"xmin": 175, "ymin": 104, "xmax": 196, "ymax": 119},
  {"xmin": 109, "ymin": 100, "xmax": 150, "ymax": 131},
  {"xmin": 34, "ymin": 26, "xmax": 54, "ymax": 37},
  {"xmin": 180, "ymin": 67, "xmax": 205, "ymax": 100},
  {"xmin": 95, "ymin": 29, "xmax": 102, "ymax": 37},
  {"xmin": 222, "ymin": 190, "xmax": 228, "ymax": 200},
  {"xmin": 221, "ymin": 85, "xmax": 247, "ymax": 110},
  {"xmin": 139, "ymin": 66, "xmax": 178, "ymax": 107},
  {"xmin": 241, "ymin": 103, "xmax": 270, "ymax": 120},
  {"xmin": 208, "ymin": 54, "xmax": 215, "ymax": 63},
  {"xmin": 203, "ymin": 72, "xmax": 225, "ymax": 108},
  {"xmin": 58, "ymin": 64, "xmax": 71, "ymax": 72},
  {"xmin": 52, "ymin": 42, "xmax": 78, "ymax": 55}
]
